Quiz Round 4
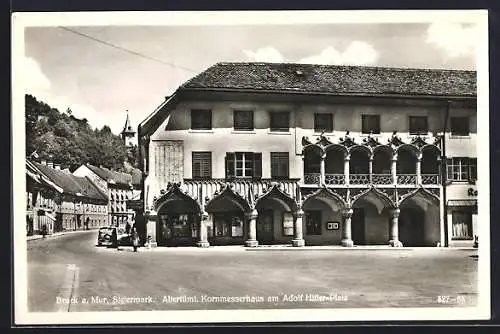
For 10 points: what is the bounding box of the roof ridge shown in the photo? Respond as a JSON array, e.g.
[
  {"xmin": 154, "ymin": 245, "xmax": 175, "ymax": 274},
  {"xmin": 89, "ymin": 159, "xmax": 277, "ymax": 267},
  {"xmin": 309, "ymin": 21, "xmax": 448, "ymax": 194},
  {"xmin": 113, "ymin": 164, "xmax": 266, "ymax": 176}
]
[{"xmin": 214, "ymin": 61, "xmax": 476, "ymax": 73}]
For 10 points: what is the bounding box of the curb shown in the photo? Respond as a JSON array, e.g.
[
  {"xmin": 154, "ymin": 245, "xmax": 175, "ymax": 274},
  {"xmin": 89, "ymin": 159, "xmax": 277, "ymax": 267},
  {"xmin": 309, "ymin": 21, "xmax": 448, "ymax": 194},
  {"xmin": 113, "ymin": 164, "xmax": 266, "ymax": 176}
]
[{"xmin": 27, "ymin": 229, "xmax": 95, "ymax": 241}]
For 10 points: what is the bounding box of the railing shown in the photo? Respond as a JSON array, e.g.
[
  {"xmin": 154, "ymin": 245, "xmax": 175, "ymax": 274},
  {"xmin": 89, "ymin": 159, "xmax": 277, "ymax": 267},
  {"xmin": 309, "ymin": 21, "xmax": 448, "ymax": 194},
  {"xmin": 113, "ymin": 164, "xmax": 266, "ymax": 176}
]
[
  {"xmin": 397, "ymin": 174, "xmax": 417, "ymax": 185},
  {"xmin": 183, "ymin": 178, "xmax": 300, "ymax": 204},
  {"xmin": 349, "ymin": 174, "xmax": 370, "ymax": 185},
  {"xmin": 304, "ymin": 173, "xmax": 321, "ymax": 185},
  {"xmin": 422, "ymin": 174, "xmax": 440, "ymax": 185},
  {"xmin": 325, "ymin": 174, "xmax": 345, "ymax": 185},
  {"xmin": 372, "ymin": 174, "xmax": 393, "ymax": 185}
]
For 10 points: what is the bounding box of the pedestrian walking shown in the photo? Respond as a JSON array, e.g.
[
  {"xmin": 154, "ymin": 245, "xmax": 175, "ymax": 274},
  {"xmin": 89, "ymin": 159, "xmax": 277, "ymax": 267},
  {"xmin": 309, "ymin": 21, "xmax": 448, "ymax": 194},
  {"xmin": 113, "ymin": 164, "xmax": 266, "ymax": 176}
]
[
  {"xmin": 41, "ymin": 224, "xmax": 47, "ymax": 239},
  {"xmin": 132, "ymin": 227, "xmax": 139, "ymax": 252}
]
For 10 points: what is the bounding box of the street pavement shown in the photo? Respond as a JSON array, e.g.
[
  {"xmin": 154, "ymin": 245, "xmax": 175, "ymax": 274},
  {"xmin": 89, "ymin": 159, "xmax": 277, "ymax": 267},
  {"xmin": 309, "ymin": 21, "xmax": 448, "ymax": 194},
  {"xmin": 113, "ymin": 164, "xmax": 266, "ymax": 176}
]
[{"xmin": 27, "ymin": 230, "xmax": 478, "ymax": 312}]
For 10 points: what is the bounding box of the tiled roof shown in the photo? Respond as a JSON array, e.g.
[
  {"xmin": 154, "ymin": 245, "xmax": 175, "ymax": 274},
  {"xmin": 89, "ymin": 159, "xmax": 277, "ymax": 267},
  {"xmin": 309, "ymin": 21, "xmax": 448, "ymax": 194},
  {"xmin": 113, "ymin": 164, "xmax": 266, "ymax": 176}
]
[
  {"xmin": 181, "ymin": 62, "xmax": 477, "ymax": 97},
  {"xmin": 31, "ymin": 162, "xmax": 106, "ymax": 200},
  {"xmin": 86, "ymin": 164, "xmax": 133, "ymax": 186}
]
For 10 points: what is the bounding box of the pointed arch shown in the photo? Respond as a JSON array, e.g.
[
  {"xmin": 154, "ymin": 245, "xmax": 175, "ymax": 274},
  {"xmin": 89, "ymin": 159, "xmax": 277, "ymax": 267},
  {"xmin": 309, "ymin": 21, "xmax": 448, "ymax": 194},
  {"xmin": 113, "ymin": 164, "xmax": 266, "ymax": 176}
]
[
  {"xmin": 398, "ymin": 187, "xmax": 440, "ymax": 209},
  {"xmin": 421, "ymin": 144, "xmax": 441, "ymax": 155},
  {"xmin": 351, "ymin": 186, "xmax": 396, "ymax": 213},
  {"xmin": 324, "ymin": 143, "xmax": 349, "ymax": 157},
  {"xmin": 348, "ymin": 144, "xmax": 373, "ymax": 157},
  {"xmin": 302, "ymin": 143, "xmax": 325, "ymax": 156},
  {"xmin": 255, "ymin": 184, "xmax": 298, "ymax": 212},
  {"xmin": 205, "ymin": 184, "xmax": 251, "ymax": 213},
  {"xmin": 302, "ymin": 187, "xmax": 347, "ymax": 212},
  {"xmin": 154, "ymin": 183, "xmax": 201, "ymax": 213},
  {"xmin": 397, "ymin": 144, "xmax": 420, "ymax": 158}
]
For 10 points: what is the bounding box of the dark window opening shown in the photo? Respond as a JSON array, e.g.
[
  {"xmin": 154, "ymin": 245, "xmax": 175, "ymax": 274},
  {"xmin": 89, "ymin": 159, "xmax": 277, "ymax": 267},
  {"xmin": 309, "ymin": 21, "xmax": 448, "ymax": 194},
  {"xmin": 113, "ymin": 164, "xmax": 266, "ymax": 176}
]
[
  {"xmin": 233, "ymin": 110, "xmax": 254, "ymax": 130},
  {"xmin": 409, "ymin": 116, "xmax": 428, "ymax": 135},
  {"xmin": 225, "ymin": 152, "xmax": 262, "ymax": 179},
  {"xmin": 450, "ymin": 117, "xmax": 470, "ymax": 136},
  {"xmin": 305, "ymin": 210, "xmax": 322, "ymax": 235},
  {"xmin": 270, "ymin": 111, "xmax": 290, "ymax": 132},
  {"xmin": 191, "ymin": 109, "xmax": 212, "ymax": 130},
  {"xmin": 271, "ymin": 152, "xmax": 289, "ymax": 178},
  {"xmin": 362, "ymin": 115, "xmax": 380, "ymax": 134},
  {"xmin": 314, "ymin": 113, "xmax": 334, "ymax": 133}
]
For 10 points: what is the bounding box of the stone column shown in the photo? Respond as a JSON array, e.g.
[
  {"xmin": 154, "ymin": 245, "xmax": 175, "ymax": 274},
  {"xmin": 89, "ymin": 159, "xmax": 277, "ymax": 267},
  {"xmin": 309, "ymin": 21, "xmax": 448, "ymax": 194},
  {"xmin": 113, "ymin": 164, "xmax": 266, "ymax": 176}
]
[
  {"xmin": 320, "ymin": 152, "xmax": 326, "ymax": 186},
  {"xmin": 344, "ymin": 154, "xmax": 350, "ymax": 185},
  {"xmin": 341, "ymin": 208, "xmax": 354, "ymax": 247},
  {"xmin": 145, "ymin": 210, "xmax": 158, "ymax": 248},
  {"xmin": 391, "ymin": 154, "xmax": 398, "ymax": 185},
  {"xmin": 292, "ymin": 209, "xmax": 305, "ymax": 247},
  {"xmin": 416, "ymin": 153, "xmax": 422, "ymax": 185},
  {"xmin": 196, "ymin": 212, "xmax": 210, "ymax": 248},
  {"xmin": 368, "ymin": 156, "xmax": 374, "ymax": 183},
  {"xmin": 389, "ymin": 208, "xmax": 403, "ymax": 247},
  {"xmin": 245, "ymin": 209, "xmax": 258, "ymax": 247}
]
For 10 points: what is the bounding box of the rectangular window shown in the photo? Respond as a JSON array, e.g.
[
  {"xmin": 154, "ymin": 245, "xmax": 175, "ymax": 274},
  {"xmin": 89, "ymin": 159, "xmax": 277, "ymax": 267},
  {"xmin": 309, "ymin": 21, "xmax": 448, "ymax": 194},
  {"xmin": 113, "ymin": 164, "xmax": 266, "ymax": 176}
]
[
  {"xmin": 270, "ymin": 152, "xmax": 289, "ymax": 178},
  {"xmin": 446, "ymin": 157, "xmax": 477, "ymax": 181},
  {"xmin": 191, "ymin": 109, "xmax": 212, "ymax": 130},
  {"xmin": 450, "ymin": 117, "xmax": 470, "ymax": 136},
  {"xmin": 452, "ymin": 210, "xmax": 473, "ymax": 240},
  {"xmin": 282, "ymin": 212, "xmax": 294, "ymax": 236},
  {"xmin": 233, "ymin": 110, "xmax": 254, "ymax": 130},
  {"xmin": 270, "ymin": 111, "xmax": 290, "ymax": 132},
  {"xmin": 409, "ymin": 116, "xmax": 428, "ymax": 135},
  {"xmin": 192, "ymin": 152, "xmax": 212, "ymax": 179},
  {"xmin": 361, "ymin": 115, "xmax": 381, "ymax": 134},
  {"xmin": 314, "ymin": 113, "xmax": 334, "ymax": 133},
  {"xmin": 305, "ymin": 210, "xmax": 322, "ymax": 235},
  {"xmin": 225, "ymin": 152, "xmax": 262, "ymax": 179}
]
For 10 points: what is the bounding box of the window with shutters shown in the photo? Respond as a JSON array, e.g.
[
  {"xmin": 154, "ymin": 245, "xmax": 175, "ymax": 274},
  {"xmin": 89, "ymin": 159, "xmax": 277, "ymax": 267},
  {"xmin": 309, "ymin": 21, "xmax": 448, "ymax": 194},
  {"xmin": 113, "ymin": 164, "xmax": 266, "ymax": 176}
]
[
  {"xmin": 192, "ymin": 152, "xmax": 212, "ymax": 179},
  {"xmin": 450, "ymin": 117, "xmax": 470, "ymax": 136},
  {"xmin": 269, "ymin": 111, "xmax": 290, "ymax": 132},
  {"xmin": 361, "ymin": 115, "xmax": 381, "ymax": 134},
  {"xmin": 225, "ymin": 152, "xmax": 262, "ymax": 179},
  {"xmin": 233, "ymin": 110, "xmax": 254, "ymax": 131},
  {"xmin": 271, "ymin": 152, "xmax": 289, "ymax": 178},
  {"xmin": 446, "ymin": 157, "xmax": 477, "ymax": 181},
  {"xmin": 314, "ymin": 113, "xmax": 334, "ymax": 133},
  {"xmin": 409, "ymin": 116, "xmax": 428, "ymax": 135},
  {"xmin": 191, "ymin": 109, "xmax": 212, "ymax": 130}
]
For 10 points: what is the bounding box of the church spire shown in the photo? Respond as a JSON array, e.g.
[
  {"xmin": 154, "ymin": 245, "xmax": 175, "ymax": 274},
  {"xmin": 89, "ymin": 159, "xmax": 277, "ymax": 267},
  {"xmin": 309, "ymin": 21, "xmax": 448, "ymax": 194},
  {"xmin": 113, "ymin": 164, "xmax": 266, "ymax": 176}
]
[{"xmin": 122, "ymin": 110, "xmax": 135, "ymax": 136}]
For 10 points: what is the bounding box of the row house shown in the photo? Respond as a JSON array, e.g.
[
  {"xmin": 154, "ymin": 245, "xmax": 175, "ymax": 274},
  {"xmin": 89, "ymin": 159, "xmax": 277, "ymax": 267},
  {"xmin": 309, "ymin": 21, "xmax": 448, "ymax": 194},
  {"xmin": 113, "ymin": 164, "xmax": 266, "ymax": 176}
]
[
  {"xmin": 137, "ymin": 62, "xmax": 478, "ymax": 248},
  {"xmin": 73, "ymin": 164, "xmax": 141, "ymax": 229},
  {"xmin": 26, "ymin": 159, "xmax": 109, "ymax": 234}
]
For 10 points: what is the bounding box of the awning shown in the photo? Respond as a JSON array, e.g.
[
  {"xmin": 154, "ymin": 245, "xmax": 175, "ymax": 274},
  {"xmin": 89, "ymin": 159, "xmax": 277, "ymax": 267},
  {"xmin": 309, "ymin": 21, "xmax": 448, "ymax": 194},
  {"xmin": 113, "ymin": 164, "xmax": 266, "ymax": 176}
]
[{"xmin": 447, "ymin": 199, "xmax": 477, "ymax": 207}]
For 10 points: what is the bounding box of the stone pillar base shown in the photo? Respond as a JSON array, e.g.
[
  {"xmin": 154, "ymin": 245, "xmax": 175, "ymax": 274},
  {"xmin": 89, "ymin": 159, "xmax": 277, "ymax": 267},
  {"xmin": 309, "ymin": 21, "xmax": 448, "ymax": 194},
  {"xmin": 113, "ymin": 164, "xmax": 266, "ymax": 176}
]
[
  {"xmin": 292, "ymin": 239, "xmax": 305, "ymax": 247},
  {"xmin": 145, "ymin": 241, "xmax": 157, "ymax": 248},
  {"xmin": 341, "ymin": 239, "xmax": 354, "ymax": 247},
  {"xmin": 245, "ymin": 240, "xmax": 259, "ymax": 247},
  {"xmin": 389, "ymin": 240, "xmax": 403, "ymax": 247},
  {"xmin": 196, "ymin": 241, "xmax": 210, "ymax": 248}
]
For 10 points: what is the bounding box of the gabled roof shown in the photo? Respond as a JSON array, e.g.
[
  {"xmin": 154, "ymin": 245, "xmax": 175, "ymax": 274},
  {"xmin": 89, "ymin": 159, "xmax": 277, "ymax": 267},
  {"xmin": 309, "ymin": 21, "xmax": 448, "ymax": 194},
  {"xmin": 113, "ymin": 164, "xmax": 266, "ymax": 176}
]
[
  {"xmin": 30, "ymin": 161, "xmax": 106, "ymax": 200},
  {"xmin": 86, "ymin": 164, "xmax": 133, "ymax": 186},
  {"xmin": 182, "ymin": 62, "xmax": 477, "ymax": 97}
]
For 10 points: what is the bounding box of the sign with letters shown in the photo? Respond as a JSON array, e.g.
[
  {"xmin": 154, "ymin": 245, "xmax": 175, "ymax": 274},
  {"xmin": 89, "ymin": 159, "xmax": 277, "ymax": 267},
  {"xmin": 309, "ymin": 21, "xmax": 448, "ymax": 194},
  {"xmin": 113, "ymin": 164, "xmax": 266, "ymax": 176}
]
[{"xmin": 327, "ymin": 221, "xmax": 340, "ymax": 230}]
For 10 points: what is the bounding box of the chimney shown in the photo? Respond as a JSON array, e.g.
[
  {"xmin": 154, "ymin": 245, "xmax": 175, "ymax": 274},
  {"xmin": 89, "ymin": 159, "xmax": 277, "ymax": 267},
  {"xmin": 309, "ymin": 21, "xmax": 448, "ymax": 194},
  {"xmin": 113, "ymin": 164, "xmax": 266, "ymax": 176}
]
[
  {"xmin": 47, "ymin": 162, "xmax": 54, "ymax": 168},
  {"xmin": 41, "ymin": 160, "xmax": 47, "ymax": 166},
  {"xmin": 54, "ymin": 164, "xmax": 61, "ymax": 170}
]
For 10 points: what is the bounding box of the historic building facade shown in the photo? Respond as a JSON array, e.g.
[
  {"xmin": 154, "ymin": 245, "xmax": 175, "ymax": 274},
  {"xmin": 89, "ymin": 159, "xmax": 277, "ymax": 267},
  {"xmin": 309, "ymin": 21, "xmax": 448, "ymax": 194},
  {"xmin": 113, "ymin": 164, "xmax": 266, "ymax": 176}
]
[
  {"xmin": 26, "ymin": 159, "xmax": 109, "ymax": 235},
  {"xmin": 73, "ymin": 164, "xmax": 140, "ymax": 229},
  {"xmin": 137, "ymin": 62, "xmax": 477, "ymax": 248}
]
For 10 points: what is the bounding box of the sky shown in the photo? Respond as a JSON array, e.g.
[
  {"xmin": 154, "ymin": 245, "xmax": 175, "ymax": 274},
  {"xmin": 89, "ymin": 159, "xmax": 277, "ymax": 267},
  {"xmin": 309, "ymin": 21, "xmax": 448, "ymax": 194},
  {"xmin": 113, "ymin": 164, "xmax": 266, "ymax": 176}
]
[{"xmin": 23, "ymin": 21, "xmax": 480, "ymax": 135}]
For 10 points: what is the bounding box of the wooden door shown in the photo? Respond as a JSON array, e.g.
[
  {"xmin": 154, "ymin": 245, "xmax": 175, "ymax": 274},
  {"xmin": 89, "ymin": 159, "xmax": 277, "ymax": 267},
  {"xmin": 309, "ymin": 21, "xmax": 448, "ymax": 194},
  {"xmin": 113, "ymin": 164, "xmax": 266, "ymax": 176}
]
[
  {"xmin": 351, "ymin": 208, "xmax": 365, "ymax": 245},
  {"xmin": 257, "ymin": 210, "xmax": 274, "ymax": 244}
]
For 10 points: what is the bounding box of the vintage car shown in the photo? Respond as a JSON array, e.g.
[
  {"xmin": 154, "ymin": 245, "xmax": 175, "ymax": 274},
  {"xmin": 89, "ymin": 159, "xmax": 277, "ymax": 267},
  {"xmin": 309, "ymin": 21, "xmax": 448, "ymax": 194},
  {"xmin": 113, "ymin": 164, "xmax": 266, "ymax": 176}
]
[{"xmin": 97, "ymin": 227, "xmax": 117, "ymax": 246}]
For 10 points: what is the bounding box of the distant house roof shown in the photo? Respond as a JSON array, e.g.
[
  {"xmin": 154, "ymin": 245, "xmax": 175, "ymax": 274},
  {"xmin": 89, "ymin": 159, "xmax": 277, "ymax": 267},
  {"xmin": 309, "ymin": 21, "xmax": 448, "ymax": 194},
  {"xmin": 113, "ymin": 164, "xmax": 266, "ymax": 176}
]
[
  {"xmin": 182, "ymin": 62, "xmax": 477, "ymax": 97},
  {"xmin": 31, "ymin": 161, "xmax": 107, "ymax": 201},
  {"xmin": 86, "ymin": 164, "xmax": 133, "ymax": 186}
]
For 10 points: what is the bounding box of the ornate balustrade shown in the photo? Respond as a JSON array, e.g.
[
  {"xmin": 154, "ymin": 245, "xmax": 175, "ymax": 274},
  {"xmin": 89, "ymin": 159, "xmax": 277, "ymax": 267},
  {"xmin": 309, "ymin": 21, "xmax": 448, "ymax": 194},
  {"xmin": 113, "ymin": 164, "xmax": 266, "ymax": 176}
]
[
  {"xmin": 304, "ymin": 173, "xmax": 321, "ymax": 185},
  {"xmin": 325, "ymin": 174, "xmax": 345, "ymax": 185},
  {"xmin": 397, "ymin": 174, "xmax": 417, "ymax": 185},
  {"xmin": 349, "ymin": 174, "xmax": 370, "ymax": 185},
  {"xmin": 421, "ymin": 174, "xmax": 440, "ymax": 185},
  {"xmin": 372, "ymin": 174, "xmax": 393, "ymax": 185},
  {"xmin": 183, "ymin": 178, "xmax": 300, "ymax": 205}
]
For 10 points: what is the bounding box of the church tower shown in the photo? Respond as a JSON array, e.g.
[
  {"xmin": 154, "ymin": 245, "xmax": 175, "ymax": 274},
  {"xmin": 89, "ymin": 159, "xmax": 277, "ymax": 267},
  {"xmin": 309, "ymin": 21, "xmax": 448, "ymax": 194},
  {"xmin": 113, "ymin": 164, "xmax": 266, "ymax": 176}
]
[{"xmin": 121, "ymin": 111, "xmax": 136, "ymax": 147}]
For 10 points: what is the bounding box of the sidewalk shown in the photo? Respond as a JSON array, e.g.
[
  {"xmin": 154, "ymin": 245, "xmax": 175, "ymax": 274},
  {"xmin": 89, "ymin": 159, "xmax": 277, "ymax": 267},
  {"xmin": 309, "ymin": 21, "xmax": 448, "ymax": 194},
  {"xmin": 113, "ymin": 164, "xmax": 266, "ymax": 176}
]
[
  {"xmin": 27, "ymin": 229, "xmax": 94, "ymax": 241},
  {"xmin": 125, "ymin": 244, "xmax": 478, "ymax": 253}
]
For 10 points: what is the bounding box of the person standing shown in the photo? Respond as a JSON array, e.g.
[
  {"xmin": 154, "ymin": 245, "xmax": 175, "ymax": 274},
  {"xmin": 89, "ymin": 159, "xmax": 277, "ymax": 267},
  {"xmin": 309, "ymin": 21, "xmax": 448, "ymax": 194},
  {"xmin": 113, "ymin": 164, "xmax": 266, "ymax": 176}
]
[{"xmin": 131, "ymin": 227, "xmax": 140, "ymax": 252}]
